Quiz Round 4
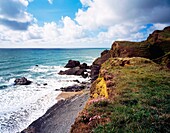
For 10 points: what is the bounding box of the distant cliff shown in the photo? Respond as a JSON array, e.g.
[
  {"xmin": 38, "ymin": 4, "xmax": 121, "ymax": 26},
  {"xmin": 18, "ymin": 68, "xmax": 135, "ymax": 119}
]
[
  {"xmin": 91, "ymin": 26, "xmax": 170, "ymax": 82},
  {"xmin": 96, "ymin": 26, "xmax": 170, "ymax": 64}
]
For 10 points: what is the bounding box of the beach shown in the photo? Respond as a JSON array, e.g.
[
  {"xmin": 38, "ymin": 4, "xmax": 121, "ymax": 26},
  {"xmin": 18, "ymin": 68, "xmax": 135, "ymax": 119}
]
[{"xmin": 22, "ymin": 90, "xmax": 89, "ymax": 133}]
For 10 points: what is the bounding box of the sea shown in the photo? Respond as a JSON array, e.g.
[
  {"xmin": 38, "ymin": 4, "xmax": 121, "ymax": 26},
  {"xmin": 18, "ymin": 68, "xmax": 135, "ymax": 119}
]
[{"xmin": 0, "ymin": 48, "xmax": 105, "ymax": 133}]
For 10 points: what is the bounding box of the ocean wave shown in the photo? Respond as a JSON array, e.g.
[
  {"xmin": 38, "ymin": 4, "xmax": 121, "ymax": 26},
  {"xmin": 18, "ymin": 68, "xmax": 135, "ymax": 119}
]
[
  {"xmin": 28, "ymin": 65, "xmax": 64, "ymax": 73},
  {"xmin": 0, "ymin": 78, "xmax": 15, "ymax": 90},
  {"xmin": 0, "ymin": 89, "xmax": 61, "ymax": 133},
  {"xmin": 0, "ymin": 65, "xmax": 90, "ymax": 133}
]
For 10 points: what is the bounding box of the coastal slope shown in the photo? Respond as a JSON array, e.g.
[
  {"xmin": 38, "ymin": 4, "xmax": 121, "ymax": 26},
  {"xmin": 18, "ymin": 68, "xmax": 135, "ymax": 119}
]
[
  {"xmin": 71, "ymin": 57, "xmax": 170, "ymax": 133},
  {"xmin": 22, "ymin": 92, "xmax": 89, "ymax": 133},
  {"xmin": 71, "ymin": 27, "xmax": 170, "ymax": 132}
]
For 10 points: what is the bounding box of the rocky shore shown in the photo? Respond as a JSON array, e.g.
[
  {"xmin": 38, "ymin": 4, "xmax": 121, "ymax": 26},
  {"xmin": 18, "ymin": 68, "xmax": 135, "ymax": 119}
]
[
  {"xmin": 21, "ymin": 60, "xmax": 92, "ymax": 133},
  {"xmin": 22, "ymin": 91, "xmax": 89, "ymax": 133}
]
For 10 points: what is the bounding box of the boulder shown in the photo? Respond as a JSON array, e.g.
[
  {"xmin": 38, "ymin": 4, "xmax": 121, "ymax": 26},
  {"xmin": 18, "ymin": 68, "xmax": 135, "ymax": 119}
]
[
  {"xmin": 59, "ymin": 67, "xmax": 80, "ymax": 75},
  {"xmin": 82, "ymin": 73, "xmax": 88, "ymax": 78},
  {"xmin": 43, "ymin": 83, "xmax": 48, "ymax": 86},
  {"xmin": 73, "ymin": 80, "xmax": 80, "ymax": 83},
  {"xmin": 60, "ymin": 85, "xmax": 86, "ymax": 92},
  {"xmin": 58, "ymin": 67, "xmax": 88, "ymax": 78},
  {"xmin": 79, "ymin": 63, "xmax": 90, "ymax": 69},
  {"xmin": 65, "ymin": 60, "xmax": 80, "ymax": 68},
  {"xmin": 14, "ymin": 77, "xmax": 32, "ymax": 85},
  {"xmin": 75, "ymin": 68, "xmax": 87, "ymax": 75}
]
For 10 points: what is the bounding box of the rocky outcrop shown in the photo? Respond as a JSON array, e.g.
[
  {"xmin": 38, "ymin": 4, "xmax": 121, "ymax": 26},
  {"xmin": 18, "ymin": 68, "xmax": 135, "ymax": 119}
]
[
  {"xmin": 65, "ymin": 60, "xmax": 80, "ymax": 68},
  {"xmin": 90, "ymin": 49, "xmax": 111, "ymax": 82},
  {"xmin": 60, "ymin": 85, "xmax": 86, "ymax": 92},
  {"xmin": 59, "ymin": 60, "xmax": 90, "ymax": 78},
  {"xmin": 90, "ymin": 65, "xmax": 100, "ymax": 82},
  {"xmin": 59, "ymin": 67, "xmax": 88, "ymax": 78},
  {"xmin": 14, "ymin": 77, "xmax": 32, "ymax": 85},
  {"xmin": 79, "ymin": 63, "xmax": 90, "ymax": 69}
]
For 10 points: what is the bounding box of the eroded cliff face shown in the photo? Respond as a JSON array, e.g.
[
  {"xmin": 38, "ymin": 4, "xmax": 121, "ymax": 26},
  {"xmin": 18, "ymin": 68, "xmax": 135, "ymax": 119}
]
[
  {"xmin": 90, "ymin": 26, "xmax": 170, "ymax": 98},
  {"xmin": 110, "ymin": 26, "xmax": 170, "ymax": 59},
  {"xmin": 91, "ymin": 26, "xmax": 170, "ymax": 81}
]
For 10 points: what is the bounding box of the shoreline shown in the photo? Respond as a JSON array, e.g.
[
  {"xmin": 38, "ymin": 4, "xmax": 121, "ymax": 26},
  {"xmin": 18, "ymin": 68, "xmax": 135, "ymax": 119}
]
[
  {"xmin": 19, "ymin": 59, "xmax": 92, "ymax": 133},
  {"xmin": 21, "ymin": 88, "xmax": 90, "ymax": 133}
]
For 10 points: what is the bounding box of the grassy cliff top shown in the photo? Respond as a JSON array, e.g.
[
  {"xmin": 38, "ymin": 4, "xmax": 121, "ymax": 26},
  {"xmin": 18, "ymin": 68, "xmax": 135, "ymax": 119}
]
[{"xmin": 71, "ymin": 57, "xmax": 170, "ymax": 133}]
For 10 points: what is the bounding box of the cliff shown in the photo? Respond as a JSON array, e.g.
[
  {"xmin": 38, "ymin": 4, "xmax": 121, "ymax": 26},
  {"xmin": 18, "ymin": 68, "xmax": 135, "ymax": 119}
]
[
  {"xmin": 71, "ymin": 27, "xmax": 170, "ymax": 132},
  {"xmin": 71, "ymin": 57, "xmax": 170, "ymax": 133},
  {"xmin": 91, "ymin": 26, "xmax": 170, "ymax": 81}
]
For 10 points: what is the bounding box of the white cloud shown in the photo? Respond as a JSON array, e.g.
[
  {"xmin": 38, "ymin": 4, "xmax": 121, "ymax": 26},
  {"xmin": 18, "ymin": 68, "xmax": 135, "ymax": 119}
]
[
  {"xmin": 80, "ymin": 0, "xmax": 93, "ymax": 7},
  {"xmin": 59, "ymin": 16, "xmax": 87, "ymax": 39},
  {"xmin": 0, "ymin": 0, "xmax": 170, "ymax": 48},
  {"xmin": 76, "ymin": 0, "xmax": 170, "ymax": 30},
  {"xmin": 0, "ymin": 0, "xmax": 34, "ymax": 30},
  {"xmin": 48, "ymin": 0, "xmax": 53, "ymax": 4}
]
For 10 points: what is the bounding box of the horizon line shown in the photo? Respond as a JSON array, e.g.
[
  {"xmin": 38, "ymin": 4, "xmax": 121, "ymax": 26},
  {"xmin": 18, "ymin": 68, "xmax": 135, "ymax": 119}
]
[{"xmin": 0, "ymin": 47, "xmax": 109, "ymax": 49}]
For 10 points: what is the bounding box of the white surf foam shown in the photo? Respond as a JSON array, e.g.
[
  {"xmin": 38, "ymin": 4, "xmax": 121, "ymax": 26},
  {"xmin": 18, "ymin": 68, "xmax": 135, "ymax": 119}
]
[{"xmin": 0, "ymin": 65, "xmax": 90, "ymax": 133}]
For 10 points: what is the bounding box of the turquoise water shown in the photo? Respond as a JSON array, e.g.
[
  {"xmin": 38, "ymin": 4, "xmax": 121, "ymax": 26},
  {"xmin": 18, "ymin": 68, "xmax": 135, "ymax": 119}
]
[
  {"xmin": 0, "ymin": 49, "xmax": 104, "ymax": 86},
  {"xmin": 0, "ymin": 48, "xmax": 105, "ymax": 133}
]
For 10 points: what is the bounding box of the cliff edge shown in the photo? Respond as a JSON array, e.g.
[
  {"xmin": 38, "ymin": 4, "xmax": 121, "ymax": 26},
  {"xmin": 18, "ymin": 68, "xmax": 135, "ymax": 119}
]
[
  {"xmin": 91, "ymin": 26, "xmax": 170, "ymax": 82},
  {"xmin": 71, "ymin": 27, "xmax": 170, "ymax": 133}
]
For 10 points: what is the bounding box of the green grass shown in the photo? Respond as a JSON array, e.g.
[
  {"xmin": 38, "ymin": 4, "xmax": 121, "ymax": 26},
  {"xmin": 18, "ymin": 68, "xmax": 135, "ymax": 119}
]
[
  {"xmin": 161, "ymin": 31, "xmax": 170, "ymax": 38},
  {"xmin": 91, "ymin": 58, "xmax": 170, "ymax": 133}
]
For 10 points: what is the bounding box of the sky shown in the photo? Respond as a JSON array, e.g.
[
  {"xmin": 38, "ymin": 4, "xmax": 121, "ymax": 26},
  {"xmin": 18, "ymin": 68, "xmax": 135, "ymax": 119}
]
[{"xmin": 0, "ymin": 0, "xmax": 170, "ymax": 48}]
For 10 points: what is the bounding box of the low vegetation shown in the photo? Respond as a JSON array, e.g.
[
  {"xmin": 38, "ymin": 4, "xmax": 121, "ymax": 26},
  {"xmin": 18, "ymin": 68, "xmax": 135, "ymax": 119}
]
[{"xmin": 71, "ymin": 58, "xmax": 170, "ymax": 133}]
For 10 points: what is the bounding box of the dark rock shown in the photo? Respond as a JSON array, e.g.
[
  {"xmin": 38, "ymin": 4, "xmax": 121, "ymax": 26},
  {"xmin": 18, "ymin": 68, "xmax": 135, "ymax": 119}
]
[
  {"xmin": 82, "ymin": 73, "xmax": 88, "ymax": 78},
  {"xmin": 58, "ymin": 67, "xmax": 87, "ymax": 78},
  {"xmin": 58, "ymin": 70, "xmax": 65, "ymax": 75},
  {"xmin": 90, "ymin": 65, "xmax": 100, "ymax": 82},
  {"xmin": 14, "ymin": 77, "xmax": 32, "ymax": 85},
  {"xmin": 101, "ymin": 49, "xmax": 109, "ymax": 56},
  {"xmin": 73, "ymin": 80, "xmax": 80, "ymax": 83},
  {"xmin": 43, "ymin": 83, "xmax": 48, "ymax": 86},
  {"xmin": 89, "ymin": 65, "xmax": 92, "ymax": 69},
  {"xmin": 75, "ymin": 68, "xmax": 87, "ymax": 76},
  {"xmin": 93, "ymin": 52, "xmax": 111, "ymax": 66},
  {"xmin": 79, "ymin": 63, "xmax": 90, "ymax": 69},
  {"xmin": 81, "ymin": 81, "xmax": 88, "ymax": 84},
  {"xmin": 65, "ymin": 60, "xmax": 80, "ymax": 68},
  {"xmin": 60, "ymin": 85, "xmax": 85, "ymax": 92}
]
